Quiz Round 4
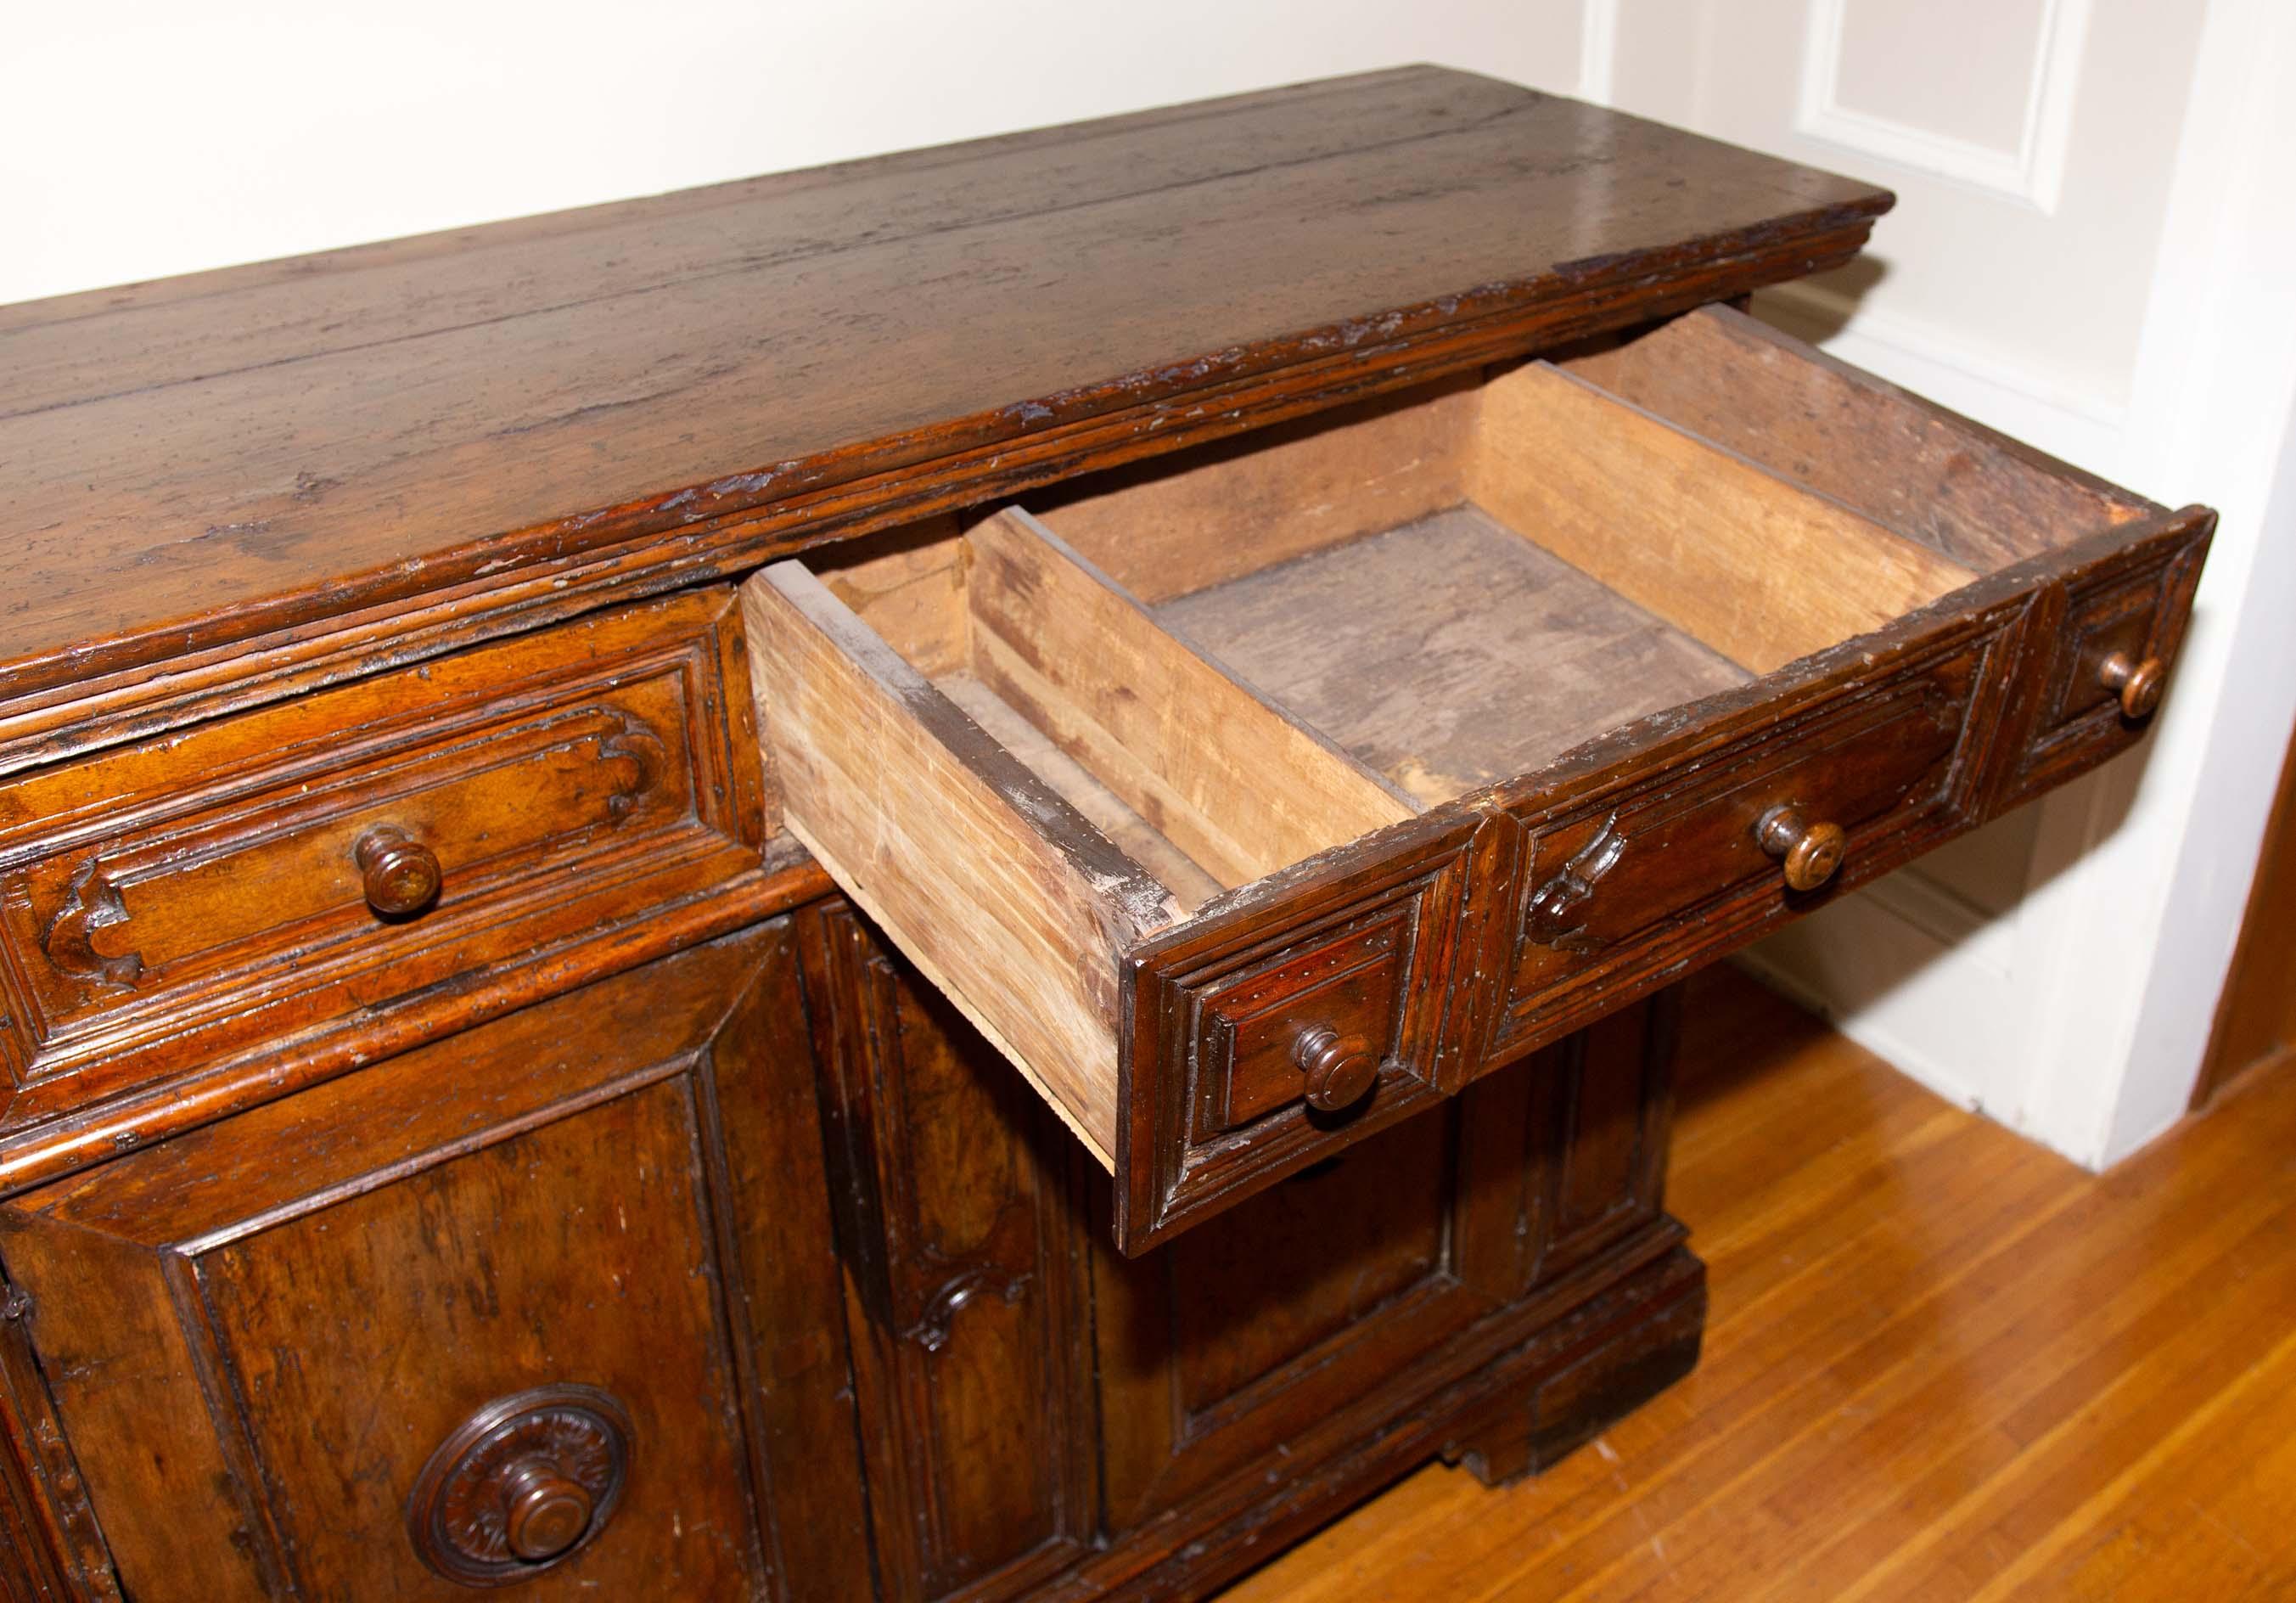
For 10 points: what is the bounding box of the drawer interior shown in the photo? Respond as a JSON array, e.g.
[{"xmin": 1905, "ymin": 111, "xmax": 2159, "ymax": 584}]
[
  {"xmin": 1032, "ymin": 304, "xmax": 2154, "ymax": 807},
  {"xmin": 746, "ymin": 508, "xmax": 1416, "ymax": 1162},
  {"xmin": 796, "ymin": 509, "xmax": 1416, "ymax": 916},
  {"xmin": 744, "ymin": 303, "xmax": 2156, "ymax": 1176}
]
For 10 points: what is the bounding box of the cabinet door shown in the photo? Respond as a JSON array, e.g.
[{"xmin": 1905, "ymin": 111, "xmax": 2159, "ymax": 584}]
[
  {"xmin": 798, "ymin": 903, "xmax": 1095, "ymax": 1603},
  {"xmin": 1092, "ymin": 985, "xmax": 1681, "ymax": 1533},
  {"xmin": 0, "ymin": 922, "xmax": 870, "ymax": 1602}
]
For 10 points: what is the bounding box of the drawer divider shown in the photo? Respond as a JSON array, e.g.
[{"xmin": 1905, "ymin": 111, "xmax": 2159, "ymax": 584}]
[
  {"xmin": 965, "ymin": 508, "xmax": 1415, "ymax": 888},
  {"xmin": 1468, "ymin": 361, "xmax": 1978, "ymax": 674}
]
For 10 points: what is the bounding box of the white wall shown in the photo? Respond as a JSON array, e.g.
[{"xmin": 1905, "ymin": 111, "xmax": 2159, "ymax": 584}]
[
  {"xmin": 3, "ymin": 0, "xmax": 1582, "ymax": 307},
  {"xmin": 1595, "ymin": 0, "xmax": 2296, "ymax": 1167},
  {"xmin": 10, "ymin": 3, "xmax": 2293, "ymax": 1170}
]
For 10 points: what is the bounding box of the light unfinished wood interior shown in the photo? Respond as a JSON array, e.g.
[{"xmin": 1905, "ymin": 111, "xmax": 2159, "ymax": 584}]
[
  {"xmin": 754, "ymin": 506, "xmax": 1415, "ymax": 1165},
  {"xmin": 745, "ymin": 304, "xmax": 2130, "ymax": 1161},
  {"xmin": 1034, "ymin": 303, "xmax": 2140, "ymax": 803},
  {"xmin": 806, "ymin": 507, "xmax": 1415, "ymax": 908}
]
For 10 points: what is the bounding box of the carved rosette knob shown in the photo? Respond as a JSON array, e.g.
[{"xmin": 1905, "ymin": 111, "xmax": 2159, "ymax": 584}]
[
  {"xmin": 2098, "ymin": 651, "xmax": 2166, "ymax": 719},
  {"xmin": 407, "ymin": 1384, "xmax": 632, "ymax": 1587},
  {"xmin": 356, "ymin": 825, "xmax": 443, "ymax": 916},
  {"xmin": 1294, "ymin": 1026, "xmax": 1382, "ymax": 1113},
  {"xmin": 1756, "ymin": 806, "xmax": 1846, "ymax": 893}
]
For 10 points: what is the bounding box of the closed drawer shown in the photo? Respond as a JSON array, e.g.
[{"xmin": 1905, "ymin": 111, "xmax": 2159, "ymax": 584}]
[
  {"xmin": 0, "ymin": 589, "xmax": 765, "ymax": 1134},
  {"xmin": 743, "ymin": 305, "xmax": 2211, "ymax": 1254}
]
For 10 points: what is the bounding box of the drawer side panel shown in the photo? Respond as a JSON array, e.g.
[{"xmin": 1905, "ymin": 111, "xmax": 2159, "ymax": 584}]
[{"xmin": 745, "ymin": 563, "xmax": 1176, "ymax": 1166}]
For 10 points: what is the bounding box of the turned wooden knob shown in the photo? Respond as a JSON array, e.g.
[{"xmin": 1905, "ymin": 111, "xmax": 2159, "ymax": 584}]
[
  {"xmin": 355, "ymin": 825, "xmax": 441, "ymax": 916},
  {"xmin": 1294, "ymin": 1026, "xmax": 1381, "ymax": 1113},
  {"xmin": 1756, "ymin": 806, "xmax": 1846, "ymax": 892},
  {"xmin": 407, "ymin": 1384, "xmax": 631, "ymax": 1586},
  {"xmin": 502, "ymin": 1461, "xmax": 593, "ymax": 1561},
  {"xmin": 2099, "ymin": 651, "xmax": 2165, "ymax": 718}
]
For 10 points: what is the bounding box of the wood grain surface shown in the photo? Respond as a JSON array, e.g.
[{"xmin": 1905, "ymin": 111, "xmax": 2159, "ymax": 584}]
[
  {"xmin": 0, "ymin": 67, "xmax": 1889, "ymax": 728},
  {"xmin": 1470, "ymin": 361, "xmax": 1978, "ymax": 674},
  {"xmin": 940, "ymin": 672, "xmax": 1227, "ymax": 913},
  {"xmin": 0, "ymin": 588, "xmax": 765, "ymax": 1131},
  {"xmin": 965, "ymin": 509, "xmax": 1410, "ymax": 878},
  {"xmin": 745, "ymin": 562, "xmax": 1182, "ymax": 1164},
  {"xmin": 1156, "ymin": 505, "xmax": 1749, "ymax": 805},
  {"xmin": 0, "ymin": 925, "xmax": 874, "ymax": 1603},
  {"xmin": 1036, "ymin": 375, "xmax": 1479, "ymax": 605},
  {"xmin": 1225, "ymin": 966, "xmax": 2296, "ymax": 1602},
  {"xmin": 1562, "ymin": 306, "xmax": 2154, "ymax": 571},
  {"xmin": 797, "ymin": 901, "xmax": 1098, "ymax": 1602}
]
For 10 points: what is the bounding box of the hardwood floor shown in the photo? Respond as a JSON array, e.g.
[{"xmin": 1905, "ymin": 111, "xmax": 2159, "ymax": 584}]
[{"xmin": 1225, "ymin": 965, "xmax": 2296, "ymax": 1601}]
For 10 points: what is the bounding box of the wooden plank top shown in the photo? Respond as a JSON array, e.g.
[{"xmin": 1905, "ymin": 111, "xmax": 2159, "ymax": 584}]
[{"xmin": 0, "ymin": 66, "xmax": 1890, "ymax": 729}]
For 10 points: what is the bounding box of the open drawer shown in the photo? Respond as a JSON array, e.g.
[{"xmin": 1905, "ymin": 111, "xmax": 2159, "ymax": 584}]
[{"xmin": 743, "ymin": 304, "xmax": 2212, "ymax": 1253}]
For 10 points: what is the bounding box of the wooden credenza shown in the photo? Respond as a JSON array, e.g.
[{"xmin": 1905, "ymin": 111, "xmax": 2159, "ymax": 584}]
[{"xmin": 0, "ymin": 69, "xmax": 2210, "ymax": 1600}]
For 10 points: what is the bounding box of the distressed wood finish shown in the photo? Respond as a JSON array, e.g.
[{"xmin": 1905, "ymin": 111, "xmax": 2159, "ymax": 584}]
[
  {"xmin": 0, "ymin": 1295, "xmax": 113, "ymax": 1602},
  {"xmin": 0, "ymin": 69, "xmax": 1894, "ymax": 776},
  {"xmin": 1034, "ymin": 377, "xmax": 1481, "ymax": 605},
  {"xmin": 963, "ymin": 509, "xmax": 1411, "ymax": 886},
  {"xmin": 0, "ymin": 925, "xmax": 873, "ymax": 1602},
  {"xmin": 746, "ymin": 511, "xmax": 1499, "ymax": 1250},
  {"xmin": 1156, "ymin": 507, "xmax": 1749, "ymax": 804},
  {"xmin": 0, "ymin": 588, "xmax": 766, "ymax": 1145},
  {"xmin": 1467, "ymin": 360, "xmax": 1978, "ymax": 674},
  {"xmin": 804, "ymin": 908, "xmax": 1698, "ymax": 1602},
  {"xmin": 798, "ymin": 902, "xmax": 1097, "ymax": 1602},
  {"xmin": 745, "ymin": 560, "xmax": 1178, "ymax": 1165},
  {"xmin": 0, "ymin": 844, "xmax": 834, "ymax": 1198},
  {"xmin": 746, "ymin": 301, "xmax": 2211, "ymax": 1252},
  {"xmin": 0, "ymin": 68, "xmax": 2223, "ymax": 1600},
  {"xmin": 1559, "ymin": 303, "xmax": 2153, "ymax": 570}
]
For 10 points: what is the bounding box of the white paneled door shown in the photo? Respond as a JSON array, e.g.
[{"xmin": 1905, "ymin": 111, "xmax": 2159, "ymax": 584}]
[{"xmin": 1575, "ymin": 0, "xmax": 2296, "ymax": 1167}]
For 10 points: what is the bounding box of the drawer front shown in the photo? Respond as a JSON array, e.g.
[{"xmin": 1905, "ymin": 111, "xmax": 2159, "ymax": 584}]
[
  {"xmin": 0, "ymin": 925, "xmax": 868, "ymax": 1603},
  {"xmin": 1493, "ymin": 623, "xmax": 2006, "ymax": 1060},
  {"xmin": 0, "ymin": 590, "xmax": 765, "ymax": 1131},
  {"xmin": 1993, "ymin": 526, "xmax": 2210, "ymax": 811},
  {"xmin": 1120, "ymin": 810, "xmax": 1515, "ymax": 1250}
]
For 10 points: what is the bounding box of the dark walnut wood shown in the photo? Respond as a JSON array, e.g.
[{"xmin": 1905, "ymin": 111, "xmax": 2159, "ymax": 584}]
[
  {"xmin": 1293, "ymin": 1026, "xmax": 1382, "ymax": 1112},
  {"xmin": 0, "ymin": 1288, "xmax": 116, "ymax": 1602},
  {"xmin": 406, "ymin": 1384, "xmax": 634, "ymax": 1584},
  {"xmin": 744, "ymin": 303, "xmax": 2209, "ymax": 1253},
  {"xmin": 796, "ymin": 901, "xmax": 1097, "ymax": 1601},
  {"xmin": 1756, "ymin": 805, "xmax": 1848, "ymax": 891},
  {"xmin": 0, "ymin": 586, "xmax": 771, "ymax": 1187},
  {"xmin": 0, "ymin": 68, "xmax": 1893, "ymax": 775},
  {"xmin": 0, "ymin": 66, "xmax": 2220, "ymax": 1600},
  {"xmin": 0, "ymin": 895, "xmax": 1705, "ymax": 1600},
  {"xmin": 0, "ymin": 925, "xmax": 873, "ymax": 1601},
  {"xmin": 352, "ymin": 825, "xmax": 444, "ymax": 917},
  {"xmin": 806, "ymin": 908, "xmax": 1699, "ymax": 1601},
  {"xmin": 2098, "ymin": 650, "xmax": 2167, "ymax": 718}
]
